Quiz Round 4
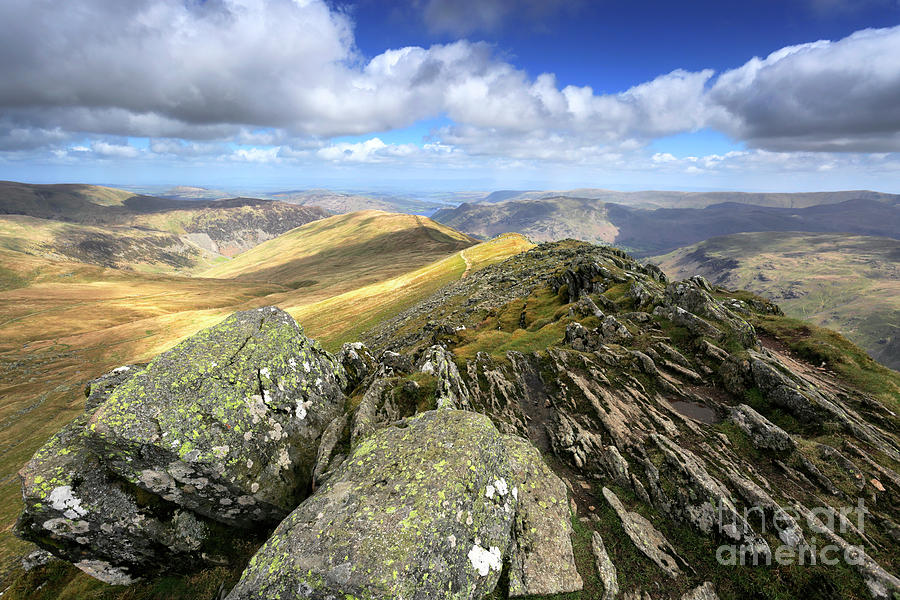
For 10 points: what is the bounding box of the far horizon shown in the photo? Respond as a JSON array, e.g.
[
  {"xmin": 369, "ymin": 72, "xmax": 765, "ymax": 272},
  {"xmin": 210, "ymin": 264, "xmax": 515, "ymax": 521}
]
[{"xmin": 4, "ymin": 178, "xmax": 900, "ymax": 199}]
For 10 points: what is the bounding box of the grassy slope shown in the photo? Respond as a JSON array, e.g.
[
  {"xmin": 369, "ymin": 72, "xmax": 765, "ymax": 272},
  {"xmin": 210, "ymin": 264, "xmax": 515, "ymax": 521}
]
[
  {"xmin": 290, "ymin": 233, "xmax": 534, "ymax": 348},
  {"xmin": 0, "ymin": 181, "xmax": 137, "ymax": 209},
  {"xmin": 651, "ymin": 232, "xmax": 900, "ymax": 369},
  {"xmin": 203, "ymin": 211, "xmax": 476, "ymax": 301},
  {"xmin": 0, "ymin": 215, "xmax": 227, "ymax": 274},
  {"xmin": 0, "ymin": 217, "xmax": 531, "ymax": 580}
]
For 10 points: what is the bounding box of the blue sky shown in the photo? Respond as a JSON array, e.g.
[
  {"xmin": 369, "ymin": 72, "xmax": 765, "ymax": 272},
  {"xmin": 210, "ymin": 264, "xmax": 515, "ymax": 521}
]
[{"xmin": 0, "ymin": 0, "xmax": 899, "ymax": 193}]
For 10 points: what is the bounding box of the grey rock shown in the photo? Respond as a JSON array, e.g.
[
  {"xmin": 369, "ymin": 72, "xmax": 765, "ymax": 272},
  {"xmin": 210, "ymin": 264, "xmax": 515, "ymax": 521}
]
[
  {"xmin": 418, "ymin": 345, "xmax": 471, "ymax": 410},
  {"xmin": 602, "ymin": 486, "xmax": 684, "ymax": 579},
  {"xmin": 505, "ymin": 435, "xmax": 582, "ymax": 597},
  {"xmin": 21, "ymin": 549, "xmax": 58, "ymax": 572},
  {"xmin": 312, "ymin": 414, "xmax": 348, "ymax": 488},
  {"xmin": 729, "ymin": 404, "xmax": 796, "ymax": 452},
  {"xmin": 87, "ymin": 307, "xmax": 347, "ymax": 528},
  {"xmin": 336, "ymin": 342, "xmax": 377, "ymax": 392},
  {"xmin": 681, "ymin": 581, "xmax": 719, "ymax": 600},
  {"xmin": 84, "ymin": 364, "xmax": 145, "ymax": 411},
  {"xmin": 226, "ymin": 410, "xmax": 517, "ymax": 600},
  {"xmin": 16, "ymin": 412, "xmax": 224, "ymax": 584},
  {"xmin": 591, "ymin": 531, "xmax": 619, "ymax": 600}
]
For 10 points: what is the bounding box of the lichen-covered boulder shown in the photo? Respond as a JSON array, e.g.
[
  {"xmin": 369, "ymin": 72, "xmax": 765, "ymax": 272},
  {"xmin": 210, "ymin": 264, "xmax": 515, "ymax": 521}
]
[
  {"xmin": 225, "ymin": 410, "xmax": 517, "ymax": 600},
  {"xmin": 16, "ymin": 412, "xmax": 224, "ymax": 585},
  {"xmin": 86, "ymin": 306, "xmax": 347, "ymax": 527},
  {"xmin": 503, "ymin": 435, "xmax": 582, "ymax": 597}
]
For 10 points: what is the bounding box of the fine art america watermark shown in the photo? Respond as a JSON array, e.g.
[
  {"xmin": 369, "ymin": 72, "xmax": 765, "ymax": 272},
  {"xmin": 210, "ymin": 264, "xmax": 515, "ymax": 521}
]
[{"xmin": 714, "ymin": 498, "xmax": 869, "ymax": 566}]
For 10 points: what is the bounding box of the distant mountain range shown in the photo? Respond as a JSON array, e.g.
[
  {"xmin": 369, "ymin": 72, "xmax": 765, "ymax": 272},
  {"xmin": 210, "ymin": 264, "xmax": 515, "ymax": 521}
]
[
  {"xmin": 157, "ymin": 185, "xmax": 467, "ymax": 216},
  {"xmin": 433, "ymin": 193, "xmax": 900, "ymax": 256},
  {"xmin": 476, "ymin": 188, "xmax": 899, "ymax": 209}
]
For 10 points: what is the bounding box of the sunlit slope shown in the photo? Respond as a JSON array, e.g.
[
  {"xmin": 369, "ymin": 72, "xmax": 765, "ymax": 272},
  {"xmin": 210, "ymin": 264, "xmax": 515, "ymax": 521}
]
[
  {"xmin": 0, "ymin": 180, "xmax": 137, "ymax": 211},
  {"xmin": 289, "ymin": 233, "xmax": 535, "ymax": 347},
  {"xmin": 203, "ymin": 210, "xmax": 477, "ymax": 301},
  {"xmin": 0, "ymin": 215, "xmax": 226, "ymax": 274},
  {"xmin": 651, "ymin": 231, "xmax": 900, "ymax": 369}
]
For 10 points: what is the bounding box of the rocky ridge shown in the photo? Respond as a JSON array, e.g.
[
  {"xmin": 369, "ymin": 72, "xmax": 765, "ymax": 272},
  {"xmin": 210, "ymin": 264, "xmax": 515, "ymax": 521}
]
[{"xmin": 13, "ymin": 240, "xmax": 900, "ymax": 599}]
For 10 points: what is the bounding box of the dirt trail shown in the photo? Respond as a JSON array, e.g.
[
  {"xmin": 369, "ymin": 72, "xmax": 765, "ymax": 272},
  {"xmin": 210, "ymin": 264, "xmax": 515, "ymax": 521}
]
[{"xmin": 460, "ymin": 249, "xmax": 472, "ymax": 278}]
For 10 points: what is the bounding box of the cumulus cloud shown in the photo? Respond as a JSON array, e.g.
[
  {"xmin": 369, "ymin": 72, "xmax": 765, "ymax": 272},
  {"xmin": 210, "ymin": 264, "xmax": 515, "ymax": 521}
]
[
  {"xmin": 317, "ymin": 138, "xmax": 418, "ymax": 162},
  {"xmin": 0, "ymin": 0, "xmax": 898, "ymax": 167},
  {"xmin": 709, "ymin": 26, "xmax": 900, "ymax": 151}
]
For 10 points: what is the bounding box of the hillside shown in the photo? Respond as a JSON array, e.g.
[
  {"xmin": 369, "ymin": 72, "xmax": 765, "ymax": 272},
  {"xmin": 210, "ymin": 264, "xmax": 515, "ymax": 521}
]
[
  {"xmin": 651, "ymin": 232, "xmax": 900, "ymax": 370},
  {"xmin": 270, "ymin": 189, "xmax": 449, "ymax": 215},
  {"xmin": 0, "ymin": 217, "xmax": 530, "ymax": 580},
  {"xmin": 434, "ymin": 196, "xmax": 900, "ymax": 255},
  {"xmin": 478, "ymin": 188, "xmax": 900, "ymax": 209},
  {"xmin": 203, "ymin": 211, "xmax": 476, "ymax": 301},
  {"xmin": 5, "ymin": 240, "xmax": 899, "ymax": 600},
  {"xmin": 0, "ymin": 182, "xmax": 330, "ymax": 272},
  {"xmin": 431, "ymin": 195, "xmax": 619, "ymax": 244}
]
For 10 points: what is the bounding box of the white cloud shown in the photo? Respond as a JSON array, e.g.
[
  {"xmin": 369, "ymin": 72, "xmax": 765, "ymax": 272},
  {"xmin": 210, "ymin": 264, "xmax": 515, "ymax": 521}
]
[
  {"xmin": 709, "ymin": 26, "xmax": 900, "ymax": 151},
  {"xmin": 232, "ymin": 147, "xmax": 281, "ymax": 163},
  {"xmin": 0, "ymin": 0, "xmax": 898, "ymax": 172},
  {"xmin": 317, "ymin": 138, "xmax": 418, "ymax": 162}
]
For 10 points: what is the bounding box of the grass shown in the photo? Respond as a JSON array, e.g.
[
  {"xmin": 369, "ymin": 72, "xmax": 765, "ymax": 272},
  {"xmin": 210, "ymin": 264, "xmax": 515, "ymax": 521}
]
[
  {"xmin": 451, "ymin": 286, "xmax": 569, "ymax": 361},
  {"xmin": 287, "ymin": 233, "xmax": 534, "ymax": 349},
  {"xmin": 4, "ymin": 559, "xmax": 245, "ymax": 600}
]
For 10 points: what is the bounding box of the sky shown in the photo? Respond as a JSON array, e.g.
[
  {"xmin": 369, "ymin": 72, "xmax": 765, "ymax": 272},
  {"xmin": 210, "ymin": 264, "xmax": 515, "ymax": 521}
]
[{"xmin": 0, "ymin": 0, "xmax": 899, "ymax": 193}]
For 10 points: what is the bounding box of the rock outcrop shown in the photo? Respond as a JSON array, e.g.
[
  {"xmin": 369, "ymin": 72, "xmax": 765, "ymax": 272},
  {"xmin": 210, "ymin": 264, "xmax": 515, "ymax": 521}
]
[
  {"xmin": 17, "ymin": 307, "xmax": 348, "ymax": 583},
  {"xmin": 226, "ymin": 410, "xmax": 575, "ymax": 600},
  {"xmin": 86, "ymin": 307, "xmax": 347, "ymax": 527}
]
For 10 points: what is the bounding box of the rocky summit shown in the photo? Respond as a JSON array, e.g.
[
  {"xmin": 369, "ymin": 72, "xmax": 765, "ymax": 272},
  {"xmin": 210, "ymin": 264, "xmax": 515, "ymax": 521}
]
[{"xmin": 14, "ymin": 241, "xmax": 900, "ymax": 599}]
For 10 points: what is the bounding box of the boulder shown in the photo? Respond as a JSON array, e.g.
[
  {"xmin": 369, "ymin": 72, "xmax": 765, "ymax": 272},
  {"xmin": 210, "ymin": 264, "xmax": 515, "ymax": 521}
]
[
  {"xmin": 86, "ymin": 307, "xmax": 347, "ymax": 528},
  {"xmin": 591, "ymin": 531, "xmax": 619, "ymax": 600},
  {"xmin": 682, "ymin": 581, "xmax": 719, "ymax": 600},
  {"xmin": 16, "ymin": 412, "xmax": 223, "ymax": 584},
  {"xmin": 226, "ymin": 410, "xmax": 517, "ymax": 600},
  {"xmin": 602, "ymin": 487, "xmax": 684, "ymax": 579},
  {"xmin": 504, "ymin": 435, "xmax": 582, "ymax": 597}
]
